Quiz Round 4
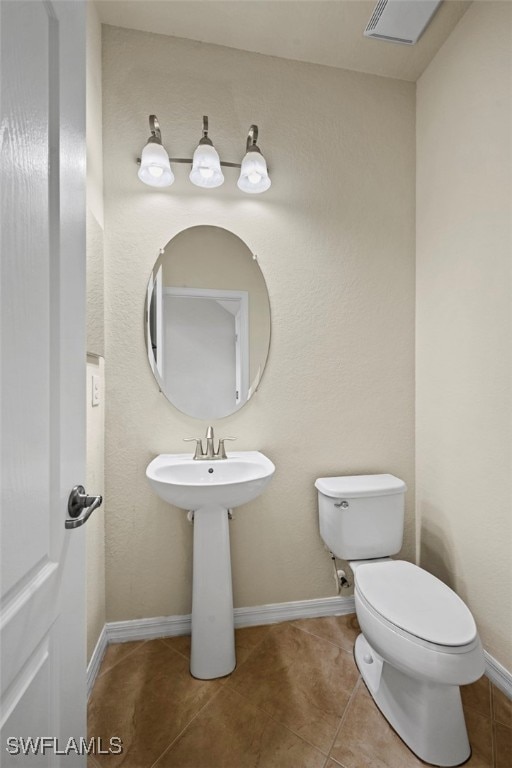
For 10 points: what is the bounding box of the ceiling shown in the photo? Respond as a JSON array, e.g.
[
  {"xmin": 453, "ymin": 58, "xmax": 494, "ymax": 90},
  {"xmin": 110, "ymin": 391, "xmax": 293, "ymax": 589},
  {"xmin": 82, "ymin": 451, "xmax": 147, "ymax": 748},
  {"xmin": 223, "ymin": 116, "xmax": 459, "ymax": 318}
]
[{"xmin": 96, "ymin": 0, "xmax": 471, "ymax": 82}]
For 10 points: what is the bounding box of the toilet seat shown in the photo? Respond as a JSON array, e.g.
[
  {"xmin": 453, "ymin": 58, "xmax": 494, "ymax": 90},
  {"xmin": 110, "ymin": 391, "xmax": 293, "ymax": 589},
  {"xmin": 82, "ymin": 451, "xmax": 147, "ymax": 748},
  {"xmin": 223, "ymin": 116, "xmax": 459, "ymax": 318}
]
[{"xmin": 354, "ymin": 560, "xmax": 477, "ymax": 647}]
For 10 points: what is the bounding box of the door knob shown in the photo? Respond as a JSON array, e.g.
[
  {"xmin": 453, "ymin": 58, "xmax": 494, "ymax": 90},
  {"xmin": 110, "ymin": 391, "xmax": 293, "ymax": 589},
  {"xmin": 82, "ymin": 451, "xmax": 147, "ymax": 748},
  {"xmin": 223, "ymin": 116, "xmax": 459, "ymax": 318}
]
[{"xmin": 65, "ymin": 485, "xmax": 103, "ymax": 529}]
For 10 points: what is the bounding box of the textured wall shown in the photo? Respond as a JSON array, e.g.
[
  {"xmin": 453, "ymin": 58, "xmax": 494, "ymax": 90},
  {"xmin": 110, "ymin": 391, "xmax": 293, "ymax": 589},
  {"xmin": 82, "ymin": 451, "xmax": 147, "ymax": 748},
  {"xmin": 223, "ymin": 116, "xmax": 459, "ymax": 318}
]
[
  {"xmin": 86, "ymin": 0, "xmax": 105, "ymax": 661},
  {"xmin": 86, "ymin": 356, "xmax": 105, "ymax": 660},
  {"xmin": 86, "ymin": 208, "xmax": 104, "ymax": 358},
  {"xmin": 86, "ymin": 1, "xmax": 104, "ymax": 231},
  {"xmin": 86, "ymin": 0, "xmax": 104, "ymax": 361},
  {"xmin": 103, "ymin": 26, "xmax": 415, "ymax": 622},
  {"xmin": 417, "ymin": 1, "xmax": 512, "ymax": 669}
]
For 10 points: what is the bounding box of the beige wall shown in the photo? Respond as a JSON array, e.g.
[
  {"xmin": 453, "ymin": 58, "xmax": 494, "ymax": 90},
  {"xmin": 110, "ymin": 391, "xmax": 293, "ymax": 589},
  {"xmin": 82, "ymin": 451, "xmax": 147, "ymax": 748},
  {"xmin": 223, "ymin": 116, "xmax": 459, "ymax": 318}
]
[
  {"xmin": 86, "ymin": 1, "xmax": 104, "ymax": 232},
  {"xmin": 102, "ymin": 25, "xmax": 415, "ymax": 623},
  {"xmin": 86, "ymin": 0, "xmax": 105, "ymax": 358},
  {"xmin": 86, "ymin": 356, "xmax": 106, "ymax": 660},
  {"xmin": 416, "ymin": 1, "xmax": 512, "ymax": 669},
  {"xmin": 86, "ymin": 0, "xmax": 106, "ymax": 661}
]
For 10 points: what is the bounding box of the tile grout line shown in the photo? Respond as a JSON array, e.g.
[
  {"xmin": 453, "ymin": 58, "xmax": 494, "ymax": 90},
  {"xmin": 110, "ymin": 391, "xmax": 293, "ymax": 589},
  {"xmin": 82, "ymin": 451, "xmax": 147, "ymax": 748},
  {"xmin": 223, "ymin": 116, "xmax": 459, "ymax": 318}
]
[
  {"xmin": 463, "ymin": 701, "xmax": 495, "ymax": 721},
  {"xmin": 289, "ymin": 621, "xmax": 358, "ymax": 657},
  {"xmin": 162, "ymin": 624, "xmax": 276, "ymax": 680},
  {"xmin": 160, "ymin": 636, "xmax": 190, "ymax": 662},
  {"xmin": 323, "ymin": 752, "xmax": 350, "ymax": 768},
  {"xmin": 223, "ymin": 684, "xmax": 330, "ymax": 760},
  {"xmin": 149, "ymin": 628, "xmax": 290, "ymax": 768},
  {"xmin": 149, "ymin": 639, "xmax": 234, "ymax": 767},
  {"xmin": 290, "ymin": 614, "xmax": 360, "ymax": 657},
  {"xmin": 462, "ymin": 678, "xmax": 512, "ymax": 767},
  {"xmin": 100, "ymin": 620, "xmax": 354, "ymax": 681},
  {"xmin": 490, "ymin": 684, "xmax": 497, "ymax": 768},
  {"xmin": 90, "ymin": 625, "xmax": 507, "ymax": 768},
  {"xmin": 228, "ymin": 623, "xmax": 276, "ymax": 677},
  {"xmin": 97, "ymin": 637, "xmax": 194, "ymax": 683},
  {"xmin": 91, "ymin": 639, "xmax": 223, "ymax": 768},
  {"xmin": 222, "ymin": 622, "xmax": 363, "ymax": 760},
  {"xmin": 94, "ymin": 624, "xmax": 366, "ymax": 768},
  {"xmin": 96, "ymin": 639, "xmax": 150, "ymax": 680},
  {"xmin": 323, "ymin": 675, "xmax": 362, "ymax": 768},
  {"xmin": 149, "ymin": 624, "xmax": 332, "ymax": 768},
  {"xmin": 148, "ymin": 623, "xmax": 305, "ymax": 767},
  {"xmin": 147, "ymin": 684, "xmax": 226, "ymax": 768},
  {"xmin": 224, "ymin": 676, "xmax": 357, "ymax": 761}
]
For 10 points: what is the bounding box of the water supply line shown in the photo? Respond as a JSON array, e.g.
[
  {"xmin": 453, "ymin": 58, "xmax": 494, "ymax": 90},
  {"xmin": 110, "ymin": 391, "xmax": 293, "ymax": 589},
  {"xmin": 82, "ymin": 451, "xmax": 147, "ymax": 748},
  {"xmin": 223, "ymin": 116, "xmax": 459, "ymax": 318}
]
[{"xmin": 330, "ymin": 553, "xmax": 351, "ymax": 593}]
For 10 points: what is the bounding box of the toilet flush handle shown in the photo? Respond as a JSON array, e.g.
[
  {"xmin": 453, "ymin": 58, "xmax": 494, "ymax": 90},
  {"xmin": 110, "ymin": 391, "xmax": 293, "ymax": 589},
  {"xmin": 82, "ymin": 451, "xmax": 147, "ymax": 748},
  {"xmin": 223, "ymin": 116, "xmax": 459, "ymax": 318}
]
[{"xmin": 334, "ymin": 500, "xmax": 349, "ymax": 508}]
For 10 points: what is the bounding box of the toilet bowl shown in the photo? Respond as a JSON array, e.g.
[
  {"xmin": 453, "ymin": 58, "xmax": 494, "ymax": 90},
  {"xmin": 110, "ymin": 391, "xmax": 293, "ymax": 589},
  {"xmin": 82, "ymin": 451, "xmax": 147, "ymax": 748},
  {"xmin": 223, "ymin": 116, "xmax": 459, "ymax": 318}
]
[
  {"xmin": 352, "ymin": 559, "xmax": 483, "ymax": 686},
  {"xmin": 352, "ymin": 559, "xmax": 484, "ymax": 767},
  {"xmin": 315, "ymin": 474, "xmax": 485, "ymax": 767}
]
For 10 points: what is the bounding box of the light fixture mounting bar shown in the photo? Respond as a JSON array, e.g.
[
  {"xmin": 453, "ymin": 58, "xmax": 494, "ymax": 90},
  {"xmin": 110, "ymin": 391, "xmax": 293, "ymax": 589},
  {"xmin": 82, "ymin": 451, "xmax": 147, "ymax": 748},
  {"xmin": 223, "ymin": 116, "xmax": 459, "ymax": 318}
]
[{"xmin": 137, "ymin": 157, "xmax": 242, "ymax": 169}]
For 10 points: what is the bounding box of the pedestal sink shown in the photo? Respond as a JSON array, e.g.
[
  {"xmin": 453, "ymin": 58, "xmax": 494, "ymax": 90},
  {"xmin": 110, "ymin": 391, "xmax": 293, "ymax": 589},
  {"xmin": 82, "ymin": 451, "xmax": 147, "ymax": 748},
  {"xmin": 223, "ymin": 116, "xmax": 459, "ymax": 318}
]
[{"xmin": 146, "ymin": 451, "xmax": 275, "ymax": 679}]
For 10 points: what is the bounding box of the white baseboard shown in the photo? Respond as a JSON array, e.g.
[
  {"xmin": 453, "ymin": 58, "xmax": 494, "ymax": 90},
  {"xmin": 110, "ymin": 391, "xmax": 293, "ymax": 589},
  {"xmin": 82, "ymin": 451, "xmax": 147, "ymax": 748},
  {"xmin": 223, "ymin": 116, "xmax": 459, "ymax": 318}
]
[
  {"xmin": 233, "ymin": 594, "xmax": 356, "ymax": 627},
  {"xmin": 87, "ymin": 624, "xmax": 108, "ymax": 699},
  {"xmin": 86, "ymin": 594, "xmax": 355, "ymax": 696},
  {"xmin": 106, "ymin": 593, "xmax": 356, "ymax": 643},
  {"xmin": 484, "ymin": 650, "xmax": 512, "ymax": 700},
  {"xmin": 87, "ymin": 594, "xmax": 512, "ymax": 705},
  {"xmin": 106, "ymin": 612, "xmax": 192, "ymax": 644}
]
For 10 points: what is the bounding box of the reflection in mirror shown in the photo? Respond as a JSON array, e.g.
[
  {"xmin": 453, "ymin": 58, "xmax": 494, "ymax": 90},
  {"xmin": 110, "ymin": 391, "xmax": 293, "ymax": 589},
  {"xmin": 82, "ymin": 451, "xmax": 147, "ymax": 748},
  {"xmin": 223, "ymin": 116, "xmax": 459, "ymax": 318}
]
[{"xmin": 145, "ymin": 226, "xmax": 271, "ymax": 420}]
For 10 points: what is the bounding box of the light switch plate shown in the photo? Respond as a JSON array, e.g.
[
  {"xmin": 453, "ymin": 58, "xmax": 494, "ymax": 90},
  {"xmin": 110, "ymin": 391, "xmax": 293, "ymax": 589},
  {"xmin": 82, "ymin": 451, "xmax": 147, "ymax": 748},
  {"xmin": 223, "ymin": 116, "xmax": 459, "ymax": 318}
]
[{"xmin": 92, "ymin": 374, "xmax": 100, "ymax": 406}]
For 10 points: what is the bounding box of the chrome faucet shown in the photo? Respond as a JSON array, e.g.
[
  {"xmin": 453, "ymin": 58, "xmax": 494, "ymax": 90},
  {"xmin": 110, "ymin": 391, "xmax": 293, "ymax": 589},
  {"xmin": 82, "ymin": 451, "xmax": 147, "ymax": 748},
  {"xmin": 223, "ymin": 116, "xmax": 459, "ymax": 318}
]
[
  {"xmin": 184, "ymin": 426, "xmax": 237, "ymax": 460},
  {"xmin": 205, "ymin": 426, "xmax": 216, "ymax": 458}
]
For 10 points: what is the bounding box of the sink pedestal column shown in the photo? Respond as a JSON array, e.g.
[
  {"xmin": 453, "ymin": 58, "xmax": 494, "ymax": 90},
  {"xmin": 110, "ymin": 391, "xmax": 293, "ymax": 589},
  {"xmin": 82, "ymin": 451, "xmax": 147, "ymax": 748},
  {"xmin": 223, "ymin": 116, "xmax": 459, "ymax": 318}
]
[{"xmin": 190, "ymin": 505, "xmax": 236, "ymax": 679}]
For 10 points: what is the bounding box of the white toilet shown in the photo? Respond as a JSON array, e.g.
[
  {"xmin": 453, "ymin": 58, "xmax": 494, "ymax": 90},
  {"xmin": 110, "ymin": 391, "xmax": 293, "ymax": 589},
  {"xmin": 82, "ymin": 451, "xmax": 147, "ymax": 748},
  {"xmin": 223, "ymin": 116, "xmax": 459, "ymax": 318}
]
[{"xmin": 315, "ymin": 474, "xmax": 485, "ymax": 767}]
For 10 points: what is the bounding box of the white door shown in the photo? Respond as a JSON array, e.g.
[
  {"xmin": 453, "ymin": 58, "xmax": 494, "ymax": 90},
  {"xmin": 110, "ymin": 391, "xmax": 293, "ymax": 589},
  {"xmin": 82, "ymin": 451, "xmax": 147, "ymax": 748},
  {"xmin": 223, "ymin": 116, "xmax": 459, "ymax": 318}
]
[{"xmin": 1, "ymin": 1, "xmax": 87, "ymax": 764}]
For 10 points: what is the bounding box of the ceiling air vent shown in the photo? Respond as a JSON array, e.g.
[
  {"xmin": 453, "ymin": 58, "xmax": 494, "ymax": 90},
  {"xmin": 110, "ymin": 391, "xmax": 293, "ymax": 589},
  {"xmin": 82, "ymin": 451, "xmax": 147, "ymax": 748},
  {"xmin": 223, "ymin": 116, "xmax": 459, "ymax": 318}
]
[{"xmin": 364, "ymin": 0, "xmax": 443, "ymax": 45}]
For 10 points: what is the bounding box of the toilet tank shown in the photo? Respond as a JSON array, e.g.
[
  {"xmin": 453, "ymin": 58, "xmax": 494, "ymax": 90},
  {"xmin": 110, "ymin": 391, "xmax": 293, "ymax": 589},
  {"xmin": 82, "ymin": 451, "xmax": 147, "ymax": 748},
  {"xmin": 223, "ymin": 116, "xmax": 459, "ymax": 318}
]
[{"xmin": 315, "ymin": 474, "xmax": 406, "ymax": 560}]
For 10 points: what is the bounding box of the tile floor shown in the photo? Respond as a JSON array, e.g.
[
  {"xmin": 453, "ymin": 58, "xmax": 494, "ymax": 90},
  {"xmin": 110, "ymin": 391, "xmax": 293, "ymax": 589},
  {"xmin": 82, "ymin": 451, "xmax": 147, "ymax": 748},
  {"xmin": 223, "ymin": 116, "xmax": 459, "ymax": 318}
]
[{"xmin": 88, "ymin": 615, "xmax": 512, "ymax": 768}]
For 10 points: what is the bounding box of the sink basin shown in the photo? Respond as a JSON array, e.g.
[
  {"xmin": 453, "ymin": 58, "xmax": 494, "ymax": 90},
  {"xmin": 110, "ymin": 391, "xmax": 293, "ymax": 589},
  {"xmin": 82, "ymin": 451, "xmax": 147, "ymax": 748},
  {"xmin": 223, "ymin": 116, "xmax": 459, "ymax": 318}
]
[{"xmin": 146, "ymin": 451, "xmax": 275, "ymax": 510}]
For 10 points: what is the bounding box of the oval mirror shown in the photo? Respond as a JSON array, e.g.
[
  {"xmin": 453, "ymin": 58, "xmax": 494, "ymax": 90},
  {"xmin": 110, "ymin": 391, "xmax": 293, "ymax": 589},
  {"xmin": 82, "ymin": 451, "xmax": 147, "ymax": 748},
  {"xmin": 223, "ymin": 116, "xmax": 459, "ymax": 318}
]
[{"xmin": 145, "ymin": 226, "xmax": 271, "ymax": 420}]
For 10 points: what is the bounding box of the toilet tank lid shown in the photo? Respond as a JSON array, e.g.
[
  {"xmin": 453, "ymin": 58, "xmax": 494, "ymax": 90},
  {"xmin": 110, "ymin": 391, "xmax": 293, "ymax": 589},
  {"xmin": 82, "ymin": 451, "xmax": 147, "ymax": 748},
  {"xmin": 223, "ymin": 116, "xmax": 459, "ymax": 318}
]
[
  {"xmin": 315, "ymin": 474, "xmax": 406, "ymax": 499},
  {"xmin": 356, "ymin": 560, "xmax": 478, "ymax": 646}
]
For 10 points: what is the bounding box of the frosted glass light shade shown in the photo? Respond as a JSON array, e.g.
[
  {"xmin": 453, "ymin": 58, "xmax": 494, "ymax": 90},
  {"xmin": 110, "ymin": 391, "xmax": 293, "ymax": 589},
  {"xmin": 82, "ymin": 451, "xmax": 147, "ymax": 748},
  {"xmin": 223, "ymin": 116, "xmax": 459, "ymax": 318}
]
[
  {"xmin": 138, "ymin": 142, "xmax": 174, "ymax": 187},
  {"xmin": 189, "ymin": 144, "xmax": 224, "ymax": 188},
  {"xmin": 237, "ymin": 150, "xmax": 271, "ymax": 194}
]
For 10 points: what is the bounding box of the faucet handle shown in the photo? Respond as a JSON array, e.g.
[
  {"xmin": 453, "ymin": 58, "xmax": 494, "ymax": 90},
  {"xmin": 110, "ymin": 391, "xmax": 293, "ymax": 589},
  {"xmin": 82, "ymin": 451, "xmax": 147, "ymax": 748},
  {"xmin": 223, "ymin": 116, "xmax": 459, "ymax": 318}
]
[
  {"xmin": 217, "ymin": 437, "xmax": 237, "ymax": 459},
  {"xmin": 183, "ymin": 437, "xmax": 204, "ymax": 460}
]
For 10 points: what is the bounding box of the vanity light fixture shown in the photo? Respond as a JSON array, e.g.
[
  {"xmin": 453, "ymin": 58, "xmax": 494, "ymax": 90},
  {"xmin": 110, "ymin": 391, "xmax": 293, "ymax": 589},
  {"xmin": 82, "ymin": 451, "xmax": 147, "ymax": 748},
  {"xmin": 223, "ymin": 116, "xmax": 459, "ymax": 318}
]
[
  {"xmin": 137, "ymin": 115, "xmax": 271, "ymax": 194},
  {"xmin": 189, "ymin": 116, "xmax": 224, "ymax": 189},
  {"xmin": 137, "ymin": 115, "xmax": 175, "ymax": 188},
  {"xmin": 237, "ymin": 125, "xmax": 271, "ymax": 194}
]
